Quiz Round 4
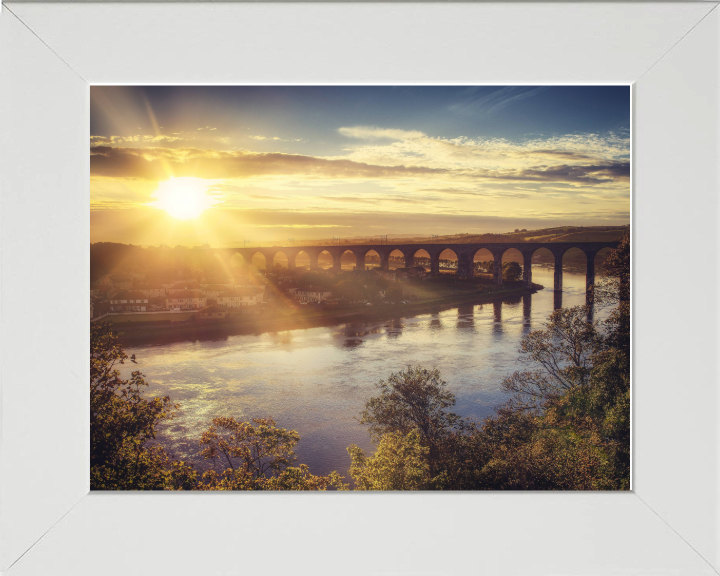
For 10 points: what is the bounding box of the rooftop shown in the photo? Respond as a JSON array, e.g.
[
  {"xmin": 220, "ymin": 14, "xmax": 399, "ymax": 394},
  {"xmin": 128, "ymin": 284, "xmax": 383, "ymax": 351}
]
[{"xmin": 167, "ymin": 291, "xmax": 205, "ymax": 299}]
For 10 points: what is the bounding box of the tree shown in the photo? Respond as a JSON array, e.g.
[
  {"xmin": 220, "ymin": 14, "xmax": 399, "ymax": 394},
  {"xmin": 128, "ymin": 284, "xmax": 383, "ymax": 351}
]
[
  {"xmin": 501, "ymin": 306, "xmax": 602, "ymax": 412},
  {"xmin": 474, "ymin": 260, "xmax": 493, "ymax": 274},
  {"xmin": 199, "ymin": 416, "xmax": 300, "ymax": 478},
  {"xmin": 348, "ymin": 430, "xmax": 430, "ymax": 490},
  {"xmin": 359, "ymin": 367, "xmax": 462, "ymax": 474},
  {"xmin": 298, "ymin": 271, "xmax": 333, "ymax": 289},
  {"xmin": 595, "ymin": 232, "xmax": 630, "ymax": 305},
  {"xmin": 334, "ymin": 279, "xmax": 364, "ymax": 302},
  {"xmin": 198, "ymin": 416, "xmax": 346, "ymax": 490},
  {"xmin": 91, "ymin": 321, "xmax": 182, "ymax": 489},
  {"xmin": 502, "ymin": 261, "xmax": 522, "ymax": 282}
]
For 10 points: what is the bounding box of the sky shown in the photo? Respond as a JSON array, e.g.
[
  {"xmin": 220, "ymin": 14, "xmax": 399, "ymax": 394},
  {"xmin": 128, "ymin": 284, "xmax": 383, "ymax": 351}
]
[{"xmin": 90, "ymin": 85, "xmax": 630, "ymax": 247}]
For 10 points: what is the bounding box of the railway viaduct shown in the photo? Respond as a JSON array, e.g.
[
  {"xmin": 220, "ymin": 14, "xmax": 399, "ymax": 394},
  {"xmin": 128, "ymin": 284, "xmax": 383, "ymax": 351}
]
[{"xmin": 219, "ymin": 241, "xmax": 619, "ymax": 298}]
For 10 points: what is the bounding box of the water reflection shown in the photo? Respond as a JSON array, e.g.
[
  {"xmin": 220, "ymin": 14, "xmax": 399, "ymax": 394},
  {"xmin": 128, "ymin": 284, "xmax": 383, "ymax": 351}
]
[
  {"xmin": 523, "ymin": 295, "xmax": 532, "ymax": 322},
  {"xmin": 385, "ymin": 319, "xmax": 404, "ymax": 338},
  {"xmin": 493, "ymin": 301, "xmax": 502, "ymax": 323},
  {"xmin": 456, "ymin": 305, "xmax": 475, "ymax": 331},
  {"xmin": 120, "ymin": 266, "xmax": 609, "ymax": 477}
]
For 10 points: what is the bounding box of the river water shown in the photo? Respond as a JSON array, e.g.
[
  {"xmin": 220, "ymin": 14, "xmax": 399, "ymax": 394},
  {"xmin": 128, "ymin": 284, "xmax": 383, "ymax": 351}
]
[{"xmin": 120, "ymin": 266, "xmax": 607, "ymax": 478}]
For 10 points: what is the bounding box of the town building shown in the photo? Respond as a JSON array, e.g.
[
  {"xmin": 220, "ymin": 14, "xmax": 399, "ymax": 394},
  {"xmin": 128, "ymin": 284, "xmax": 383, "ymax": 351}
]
[
  {"xmin": 165, "ymin": 291, "xmax": 207, "ymax": 310},
  {"xmin": 109, "ymin": 291, "xmax": 149, "ymax": 312},
  {"xmin": 296, "ymin": 286, "xmax": 333, "ymax": 303},
  {"xmin": 136, "ymin": 285, "xmax": 168, "ymax": 298},
  {"xmin": 216, "ymin": 288, "xmax": 264, "ymax": 308},
  {"xmin": 200, "ymin": 285, "xmax": 229, "ymax": 298}
]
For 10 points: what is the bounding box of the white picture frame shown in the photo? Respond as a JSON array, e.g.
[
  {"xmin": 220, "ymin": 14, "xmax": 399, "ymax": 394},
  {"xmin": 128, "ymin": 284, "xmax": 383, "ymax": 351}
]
[{"xmin": 1, "ymin": 2, "xmax": 718, "ymax": 575}]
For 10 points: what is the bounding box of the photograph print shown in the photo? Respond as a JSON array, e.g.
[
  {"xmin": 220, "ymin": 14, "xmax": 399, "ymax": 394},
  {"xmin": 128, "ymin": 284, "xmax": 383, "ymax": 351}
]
[{"xmin": 90, "ymin": 85, "xmax": 630, "ymax": 491}]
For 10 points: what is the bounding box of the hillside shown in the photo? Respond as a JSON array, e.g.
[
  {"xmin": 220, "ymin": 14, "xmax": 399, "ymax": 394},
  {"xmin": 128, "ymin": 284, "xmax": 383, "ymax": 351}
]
[{"xmin": 313, "ymin": 225, "xmax": 629, "ymax": 246}]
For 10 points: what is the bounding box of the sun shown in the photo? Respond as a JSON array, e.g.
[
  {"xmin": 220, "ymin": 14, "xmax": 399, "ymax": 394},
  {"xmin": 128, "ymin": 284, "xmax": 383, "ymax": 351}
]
[{"xmin": 150, "ymin": 177, "xmax": 217, "ymax": 220}]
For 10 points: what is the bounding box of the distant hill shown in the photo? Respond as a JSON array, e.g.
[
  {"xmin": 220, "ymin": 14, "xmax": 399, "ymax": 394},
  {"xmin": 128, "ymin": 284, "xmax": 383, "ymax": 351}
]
[{"xmin": 315, "ymin": 225, "xmax": 629, "ymax": 246}]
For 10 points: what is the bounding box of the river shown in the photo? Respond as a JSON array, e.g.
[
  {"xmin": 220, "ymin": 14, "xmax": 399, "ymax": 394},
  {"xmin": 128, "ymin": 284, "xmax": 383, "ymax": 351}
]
[{"xmin": 119, "ymin": 265, "xmax": 608, "ymax": 478}]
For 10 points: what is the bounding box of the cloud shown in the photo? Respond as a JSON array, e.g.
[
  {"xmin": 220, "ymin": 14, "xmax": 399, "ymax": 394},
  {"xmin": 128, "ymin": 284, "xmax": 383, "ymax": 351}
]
[
  {"xmin": 449, "ymin": 86, "xmax": 548, "ymax": 116},
  {"xmin": 249, "ymin": 224, "xmax": 352, "ymax": 228},
  {"xmin": 317, "ymin": 195, "xmax": 432, "ymax": 205},
  {"xmin": 90, "ymin": 134, "xmax": 183, "ymax": 146},
  {"xmin": 418, "ymin": 188, "xmax": 486, "ymax": 197},
  {"xmin": 476, "ymin": 162, "xmax": 630, "ymax": 185},
  {"xmin": 335, "ymin": 130, "xmax": 630, "ymax": 188},
  {"xmin": 339, "ymin": 126, "xmax": 426, "ymax": 140},
  {"xmin": 249, "ymin": 135, "xmax": 304, "ymax": 142},
  {"xmin": 247, "ymin": 195, "xmax": 288, "ymax": 201},
  {"xmin": 90, "ymin": 146, "xmax": 448, "ymax": 180}
]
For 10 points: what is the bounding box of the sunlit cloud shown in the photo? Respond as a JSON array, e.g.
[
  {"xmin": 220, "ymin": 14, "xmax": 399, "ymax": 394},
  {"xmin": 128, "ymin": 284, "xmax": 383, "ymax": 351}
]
[
  {"xmin": 249, "ymin": 224, "xmax": 353, "ymax": 228},
  {"xmin": 90, "ymin": 146, "xmax": 447, "ymax": 180},
  {"xmin": 339, "ymin": 126, "xmax": 426, "ymax": 140},
  {"xmin": 90, "ymin": 134, "xmax": 183, "ymax": 146}
]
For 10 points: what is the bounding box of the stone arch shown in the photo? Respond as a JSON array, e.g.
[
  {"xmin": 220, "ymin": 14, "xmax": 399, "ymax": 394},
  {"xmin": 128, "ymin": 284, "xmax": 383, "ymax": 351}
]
[
  {"xmin": 272, "ymin": 251, "xmax": 289, "ymax": 270},
  {"xmin": 587, "ymin": 246, "xmax": 616, "ymax": 307},
  {"xmin": 500, "ymin": 247, "xmax": 524, "ymax": 283},
  {"xmin": 530, "ymin": 246, "xmax": 560, "ymax": 291},
  {"xmin": 530, "ymin": 246, "xmax": 555, "ymax": 265},
  {"xmin": 472, "ymin": 247, "xmax": 495, "ymax": 279},
  {"xmin": 317, "ymin": 250, "xmax": 334, "ymax": 270},
  {"xmin": 388, "ymin": 249, "xmax": 405, "ymax": 270},
  {"xmin": 411, "ymin": 248, "xmax": 431, "ymax": 271},
  {"xmin": 229, "ymin": 252, "xmax": 246, "ymax": 269},
  {"xmin": 294, "ymin": 250, "xmax": 311, "ymax": 270},
  {"xmin": 594, "ymin": 246, "xmax": 615, "ymax": 274},
  {"xmin": 562, "ymin": 247, "xmax": 587, "ymax": 275},
  {"xmin": 250, "ymin": 252, "xmax": 266, "ymax": 270},
  {"xmin": 438, "ymin": 248, "xmax": 458, "ymax": 275},
  {"xmin": 340, "ymin": 249, "xmax": 358, "ymax": 271},
  {"xmin": 362, "ymin": 249, "xmax": 381, "ymax": 270}
]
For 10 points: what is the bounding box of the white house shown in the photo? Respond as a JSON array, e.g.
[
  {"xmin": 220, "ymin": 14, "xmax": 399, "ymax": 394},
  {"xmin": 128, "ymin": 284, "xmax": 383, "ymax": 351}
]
[
  {"xmin": 200, "ymin": 285, "xmax": 229, "ymax": 298},
  {"xmin": 216, "ymin": 288, "xmax": 264, "ymax": 308},
  {"xmin": 165, "ymin": 290, "xmax": 207, "ymax": 310},
  {"xmin": 109, "ymin": 291, "xmax": 149, "ymax": 312}
]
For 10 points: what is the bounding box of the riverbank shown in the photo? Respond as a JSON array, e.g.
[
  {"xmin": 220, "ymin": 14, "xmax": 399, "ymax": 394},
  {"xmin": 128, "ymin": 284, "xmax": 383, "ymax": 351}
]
[{"xmin": 110, "ymin": 283, "xmax": 542, "ymax": 346}]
